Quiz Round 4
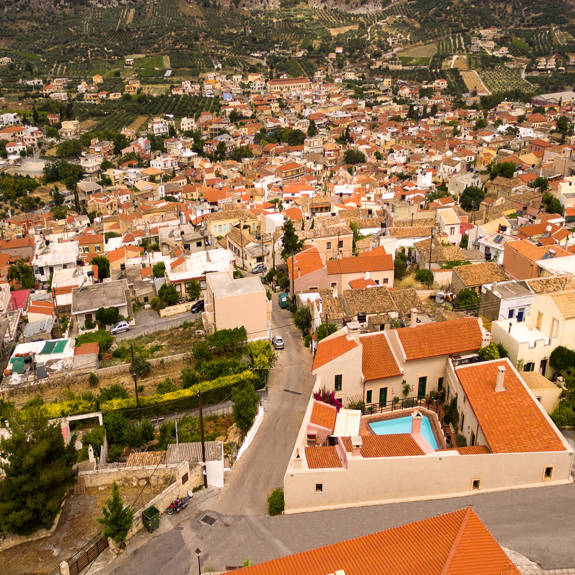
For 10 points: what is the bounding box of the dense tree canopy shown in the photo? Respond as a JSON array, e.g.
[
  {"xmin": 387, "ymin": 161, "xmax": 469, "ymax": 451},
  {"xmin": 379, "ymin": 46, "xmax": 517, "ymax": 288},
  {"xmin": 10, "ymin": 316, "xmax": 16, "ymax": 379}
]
[
  {"xmin": 281, "ymin": 219, "xmax": 303, "ymax": 261},
  {"xmin": 344, "ymin": 149, "xmax": 366, "ymax": 165},
  {"xmin": 0, "ymin": 408, "xmax": 76, "ymax": 535},
  {"xmin": 91, "ymin": 256, "xmax": 111, "ymax": 280},
  {"xmin": 460, "ymin": 186, "xmax": 485, "ymax": 212}
]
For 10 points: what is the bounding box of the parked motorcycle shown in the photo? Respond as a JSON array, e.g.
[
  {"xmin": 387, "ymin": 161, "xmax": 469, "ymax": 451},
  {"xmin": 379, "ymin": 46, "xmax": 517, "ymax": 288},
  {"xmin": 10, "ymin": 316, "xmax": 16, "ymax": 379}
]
[{"xmin": 166, "ymin": 491, "xmax": 193, "ymax": 515}]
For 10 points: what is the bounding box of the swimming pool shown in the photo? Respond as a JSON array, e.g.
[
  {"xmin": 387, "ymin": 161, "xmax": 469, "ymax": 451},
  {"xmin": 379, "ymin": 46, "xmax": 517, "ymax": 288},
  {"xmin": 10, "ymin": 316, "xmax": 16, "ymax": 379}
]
[{"xmin": 369, "ymin": 415, "xmax": 438, "ymax": 450}]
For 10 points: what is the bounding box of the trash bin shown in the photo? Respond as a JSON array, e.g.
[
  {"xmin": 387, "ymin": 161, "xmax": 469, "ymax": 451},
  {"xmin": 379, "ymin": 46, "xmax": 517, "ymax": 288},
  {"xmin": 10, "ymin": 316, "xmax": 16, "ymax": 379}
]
[{"xmin": 142, "ymin": 506, "xmax": 160, "ymax": 533}]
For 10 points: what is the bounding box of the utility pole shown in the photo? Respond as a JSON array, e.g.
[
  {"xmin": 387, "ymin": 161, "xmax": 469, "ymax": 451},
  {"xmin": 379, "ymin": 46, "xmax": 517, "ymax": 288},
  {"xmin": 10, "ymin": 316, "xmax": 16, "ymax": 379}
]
[
  {"xmin": 239, "ymin": 219, "xmax": 245, "ymax": 271},
  {"xmin": 130, "ymin": 343, "xmax": 140, "ymax": 410},
  {"xmin": 427, "ymin": 226, "xmax": 434, "ymax": 273},
  {"xmin": 290, "ymin": 252, "xmax": 295, "ymax": 295},
  {"xmin": 197, "ymin": 389, "xmax": 208, "ymax": 488},
  {"xmin": 272, "ymin": 233, "xmax": 276, "ymax": 290}
]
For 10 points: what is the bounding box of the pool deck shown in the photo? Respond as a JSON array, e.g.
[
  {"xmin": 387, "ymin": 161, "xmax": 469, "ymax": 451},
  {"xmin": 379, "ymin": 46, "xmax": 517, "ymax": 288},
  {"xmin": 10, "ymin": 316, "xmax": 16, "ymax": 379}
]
[{"xmin": 359, "ymin": 407, "xmax": 447, "ymax": 450}]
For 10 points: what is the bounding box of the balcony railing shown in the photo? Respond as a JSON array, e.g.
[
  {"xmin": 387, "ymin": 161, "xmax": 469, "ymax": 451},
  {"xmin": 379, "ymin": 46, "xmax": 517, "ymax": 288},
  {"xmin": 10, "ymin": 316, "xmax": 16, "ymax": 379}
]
[{"xmin": 361, "ymin": 396, "xmax": 441, "ymax": 416}]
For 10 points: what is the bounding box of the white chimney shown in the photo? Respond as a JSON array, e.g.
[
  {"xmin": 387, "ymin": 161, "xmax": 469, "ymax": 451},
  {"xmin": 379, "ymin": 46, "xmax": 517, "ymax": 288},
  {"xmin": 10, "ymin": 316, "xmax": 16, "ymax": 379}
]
[
  {"xmin": 294, "ymin": 448, "xmax": 303, "ymax": 468},
  {"xmin": 410, "ymin": 308, "xmax": 418, "ymax": 327},
  {"xmin": 495, "ymin": 365, "xmax": 506, "ymax": 392},
  {"xmin": 351, "ymin": 435, "xmax": 363, "ymax": 456}
]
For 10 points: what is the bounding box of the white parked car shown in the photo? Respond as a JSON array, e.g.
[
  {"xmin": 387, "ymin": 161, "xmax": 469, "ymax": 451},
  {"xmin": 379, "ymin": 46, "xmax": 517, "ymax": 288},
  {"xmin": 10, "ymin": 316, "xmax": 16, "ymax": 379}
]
[
  {"xmin": 272, "ymin": 336, "xmax": 284, "ymax": 350},
  {"xmin": 110, "ymin": 321, "xmax": 130, "ymax": 335}
]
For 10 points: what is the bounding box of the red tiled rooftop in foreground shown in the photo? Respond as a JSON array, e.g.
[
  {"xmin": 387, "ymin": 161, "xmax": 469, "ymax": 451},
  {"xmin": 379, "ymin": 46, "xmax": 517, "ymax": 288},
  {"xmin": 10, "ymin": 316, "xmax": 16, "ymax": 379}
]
[
  {"xmin": 396, "ymin": 317, "xmax": 482, "ymax": 360},
  {"xmin": 305, "ymin": 446, "xmax": 342, "ymax": 469},
  {"xmin": 312, "ymin": 334, "xmax": 357, "ymax": 371},
  {"xmin": 224, "ymin": 507, "xmax": 520, "ymax": 575},
  {"xmin": 456, "ymin": 360, "xmax": 566, "ymax": 453}
]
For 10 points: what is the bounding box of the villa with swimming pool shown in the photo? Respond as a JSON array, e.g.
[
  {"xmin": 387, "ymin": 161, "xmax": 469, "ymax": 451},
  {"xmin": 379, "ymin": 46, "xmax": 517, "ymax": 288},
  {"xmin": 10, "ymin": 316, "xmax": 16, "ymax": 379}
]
[{"xmin": 283, "ymin": 318, "xmax": 573, "ymax": 513}]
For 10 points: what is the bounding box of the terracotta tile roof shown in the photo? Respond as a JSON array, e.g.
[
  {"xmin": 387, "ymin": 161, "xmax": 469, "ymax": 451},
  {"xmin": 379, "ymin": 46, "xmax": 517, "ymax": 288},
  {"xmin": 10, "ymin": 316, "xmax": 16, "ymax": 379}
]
[
  {"xmin": 28, "ymin": 301, "xmax": 55, "ymax": 316},
  {"xmin": 78, "ymin": 233, "xmax": 104, "ymax": 246},
  {"xmin": 305, "ymin": 446, "xmax": 342, "ymax": 469},
  {"xmin": 452, "ymin": 262, "xmax": 508, "ymax": 287},
  {"xmin": 0, "ymin": 237, "xmax": 34, "ymax": 250},
  {"xmin": 550, "ymin": 290, "xmax": 575, "ymax": 319},
  {"xmin": 74, "ymin": 342, "xmax": 99, "ymax": 355},
  {"xmin": 223, "ymin": 508, "xmax": 519, "ymax": 575},
  {"xmin": 312, "ymin": 334, "xmax": 358, "ymax": 371},
  {"xmin": 287, "ymin": 246, "xmax": 324, "ymax": 279},
  {"xmin": 327, "ymin": 250, "xmax": 393, "ymax": 275},
  {"xmin": 396, "ymin": 317, "xmax": 482, "ymax": 361},
  {"xmin": 360, "ymin": 332, "xmax": 402, "ymax": 382},
  {"xmin": 360, "ymin": 434, "xmax": 424, "ymax": 457},
  {"xmin": 526, "ymin": 275, "xmax": 575, "ymax": 293},
  {"xmin": 309, "ymin": 401, "xmax": 337, "ymax": 431},
  {"xmin": 282, "ymin": 206, "xmax": 303, "ymax": 221},
  {"xmin": 505, "ymin": 239, "xmax": 570, "ymax": 262},
  {"xmin": 348, "ymin": 277, "xmax": 377, "ymax": 289},
  {"xmin": 456, "ymin": 360, "xmax": 566, "ymax": 453},
  {"xmin": 387, "ymin": 225, "xmax": 432, "ymax": 238}
]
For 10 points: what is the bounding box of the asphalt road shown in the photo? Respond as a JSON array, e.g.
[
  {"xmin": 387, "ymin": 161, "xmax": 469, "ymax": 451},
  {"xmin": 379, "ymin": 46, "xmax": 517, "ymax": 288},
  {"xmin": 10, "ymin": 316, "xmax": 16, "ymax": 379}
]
[{"xmin": 209, "ymin": 298, "xmax": 314, "ymax": 515}]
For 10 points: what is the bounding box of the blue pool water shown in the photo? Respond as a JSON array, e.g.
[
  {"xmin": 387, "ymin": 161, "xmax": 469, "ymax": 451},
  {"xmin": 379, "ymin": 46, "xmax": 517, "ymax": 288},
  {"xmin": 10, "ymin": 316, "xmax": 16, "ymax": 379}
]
[{"xmin": 369, "ymin": 415, "xmax": 438, "ymax": 450}]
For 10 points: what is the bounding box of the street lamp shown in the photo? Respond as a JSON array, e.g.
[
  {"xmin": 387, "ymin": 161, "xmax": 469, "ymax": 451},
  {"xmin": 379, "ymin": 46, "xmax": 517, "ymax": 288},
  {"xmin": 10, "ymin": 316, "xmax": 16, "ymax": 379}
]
[{"xmin": 195, "ymin": 548, "xmax": 202, "ymax": 575}]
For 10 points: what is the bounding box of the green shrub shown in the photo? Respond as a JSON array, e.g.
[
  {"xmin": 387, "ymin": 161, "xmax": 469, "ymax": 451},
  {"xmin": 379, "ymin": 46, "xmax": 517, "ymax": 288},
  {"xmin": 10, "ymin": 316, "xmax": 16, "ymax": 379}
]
[
  {"xmin": 156, "ymin": 378, "xmax": 177, "ymax": 395},
  {"xmin": 76, "ymin": 330, "xmax": 114, "ymax": 354},
  {"xmin": 550, "ymin": 346, "xmax": 575, "ymax": 372},
  {"xmin": 268, "ymin": 489, "xmax": 284, "ymax": 516},
  {"xmin": 551, "ymin": 404, "xmax": 575, "ymax": 428},
  {"xmin": 207, "ymin": 327, "xmax": 247, "ymax": 353},
  {"xmin": 415, "ymin": 268, "xmax": 434, "ymax": 284},
  {"xmin": 103, "ymin": 413, "xmax": 130, "ymax": 444},
  {"xmin": 107, "ymin": 444, "xmax": 123, "ymax": 462},
  {"xmin": 88, "ymin": 373, "xmax": 99, "ymax": 387},
  {"xmin": 100, "ymin": 371, "xmax": 258, "ymax": 418},
  {"xmin": 99, "ymin": 384, "xmax": 129, "ymax": 404},
  {"xmin": 192, "ymin": 341, "xmax": 213, "ymax": 361},
  {"xmin": 196, "ymin": 357, "xmax": 244, "ymax": 380},
  {"xmin": 232, "ymin": 382, "xmax": 259, "ymax": 435}
]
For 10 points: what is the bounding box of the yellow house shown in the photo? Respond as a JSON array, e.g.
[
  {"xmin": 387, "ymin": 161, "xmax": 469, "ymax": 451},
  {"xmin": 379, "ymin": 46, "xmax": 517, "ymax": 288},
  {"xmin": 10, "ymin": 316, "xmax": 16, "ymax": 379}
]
[
  {"xmin": 78, "ymin": 233, "xmax": 104, "ymax": 259},
  {"xmin": 204, "ymin": 209, "xmax": 258, "ymax": 238}
]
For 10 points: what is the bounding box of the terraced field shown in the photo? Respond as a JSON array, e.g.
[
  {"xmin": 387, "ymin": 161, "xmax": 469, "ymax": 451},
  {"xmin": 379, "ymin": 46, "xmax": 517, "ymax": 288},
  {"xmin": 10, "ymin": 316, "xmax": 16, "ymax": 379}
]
[{"xmin": 460, "ymin": 69, "xmax": 491, "ymax": 95}]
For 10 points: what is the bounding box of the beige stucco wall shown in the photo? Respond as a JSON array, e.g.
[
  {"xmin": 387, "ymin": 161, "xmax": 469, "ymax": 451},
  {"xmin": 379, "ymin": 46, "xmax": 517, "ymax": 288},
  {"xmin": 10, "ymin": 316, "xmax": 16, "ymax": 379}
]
[
  {"xmin": 284, "ymin": 448, "xmax": 572, "ymax": 513},
  {"xmin": 491, "ymin": 321, "xmax": 554, "ymax": 375},
  {"xmin": 530, "ymin": 295, "xmax": 575, "ymax": 352},
  {"xmin": 308, "ymin": 234, "xmax": 353, "ymax": 260},
  {"xmin": 207, "ymin": 289, "xmax": 271, "ymax": 341},
  {"xmin": 313, "ymin": 343, "xmax": 363, "ymax": 404},
  {"xmin": 531, "ymin": 386, "xmax": 562, "ymax": 414},
  {"xmin": 314, "ymin": 330, "xmax": 451, "ymax": 406},
  {"xmin": 331, "ymin": 269, "xmax": 394, "ymax": 292}
]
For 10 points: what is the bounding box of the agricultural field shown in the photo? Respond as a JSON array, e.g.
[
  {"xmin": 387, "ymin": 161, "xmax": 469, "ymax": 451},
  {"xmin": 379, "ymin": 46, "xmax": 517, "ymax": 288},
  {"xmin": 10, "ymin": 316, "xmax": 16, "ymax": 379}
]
[
  {"xmin": 460, "ymin": 70, "xmax": 491, "ymax": 95},
  {"xmin": 397, "ymin": 42, "xmax": 437, "ymax": 66},
  {"xmin": 480, "ymin": 65, "xmax": 534, "ymax": 95}
]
